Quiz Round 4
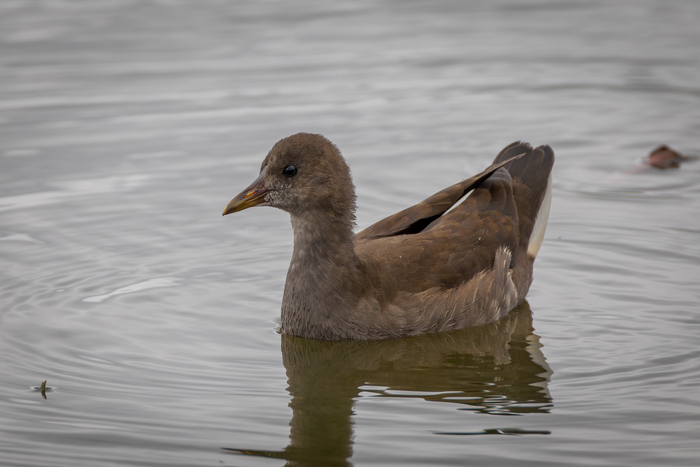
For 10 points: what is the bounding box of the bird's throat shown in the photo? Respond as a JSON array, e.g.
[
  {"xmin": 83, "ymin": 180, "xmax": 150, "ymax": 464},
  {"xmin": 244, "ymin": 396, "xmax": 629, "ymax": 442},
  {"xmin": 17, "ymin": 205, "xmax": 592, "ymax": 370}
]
[{"xmin": 281, "ymin": 213, "xmax": 362, "ymax": 339}]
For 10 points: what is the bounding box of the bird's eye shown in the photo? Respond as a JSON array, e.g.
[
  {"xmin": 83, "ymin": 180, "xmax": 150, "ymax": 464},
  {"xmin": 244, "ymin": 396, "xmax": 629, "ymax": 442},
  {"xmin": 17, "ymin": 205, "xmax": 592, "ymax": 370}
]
[{"xmin": 283, "ymin": 165, "xmax": 297, "ymax": 177}]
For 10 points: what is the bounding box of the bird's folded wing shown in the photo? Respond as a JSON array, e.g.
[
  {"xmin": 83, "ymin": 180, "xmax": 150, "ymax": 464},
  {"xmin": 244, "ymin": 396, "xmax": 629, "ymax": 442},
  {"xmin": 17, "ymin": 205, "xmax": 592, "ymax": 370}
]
[{"xmin": 356, "ymin": 154, "xmax": 524, "ymax": 240}]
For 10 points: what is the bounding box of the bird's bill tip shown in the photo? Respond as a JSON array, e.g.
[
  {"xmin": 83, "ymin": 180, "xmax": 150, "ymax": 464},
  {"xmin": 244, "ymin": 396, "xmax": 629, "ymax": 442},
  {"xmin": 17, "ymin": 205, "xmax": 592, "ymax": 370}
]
[{"xmin": 222, "ymin": 168, "xmax": 268, "ymax": 216}]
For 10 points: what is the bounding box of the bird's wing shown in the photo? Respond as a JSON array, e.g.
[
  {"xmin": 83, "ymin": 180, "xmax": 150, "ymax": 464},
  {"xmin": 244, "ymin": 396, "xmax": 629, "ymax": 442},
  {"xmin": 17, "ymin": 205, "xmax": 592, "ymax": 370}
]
[
  {"xmin": 356, "ymin": 153, "xmax": 524, "ymax": 240},
  {"xmin": 355, "ymin": 167, "xmax": 521, "ymax": 293}
]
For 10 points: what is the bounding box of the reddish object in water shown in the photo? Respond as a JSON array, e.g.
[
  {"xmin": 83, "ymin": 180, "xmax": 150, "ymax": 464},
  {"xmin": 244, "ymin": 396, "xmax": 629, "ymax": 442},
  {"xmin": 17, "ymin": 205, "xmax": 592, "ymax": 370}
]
[{"xmin": 646, "ymin": 145, "xmax": 692, "ymax": 169}]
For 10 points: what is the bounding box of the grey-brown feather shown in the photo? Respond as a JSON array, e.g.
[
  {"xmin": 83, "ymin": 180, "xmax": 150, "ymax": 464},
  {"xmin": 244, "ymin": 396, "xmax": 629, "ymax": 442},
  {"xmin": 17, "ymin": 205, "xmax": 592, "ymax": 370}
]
[{"xmin": 237, "ymin": 133, "xmax": 553, "ymax": 340}]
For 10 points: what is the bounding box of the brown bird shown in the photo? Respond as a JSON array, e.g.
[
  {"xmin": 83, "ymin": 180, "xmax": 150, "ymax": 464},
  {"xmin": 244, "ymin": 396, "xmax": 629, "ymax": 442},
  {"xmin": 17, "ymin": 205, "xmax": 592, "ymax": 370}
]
[{"xmin": 223, "ymin": 133, "xmax": 554, "ymax": 340}]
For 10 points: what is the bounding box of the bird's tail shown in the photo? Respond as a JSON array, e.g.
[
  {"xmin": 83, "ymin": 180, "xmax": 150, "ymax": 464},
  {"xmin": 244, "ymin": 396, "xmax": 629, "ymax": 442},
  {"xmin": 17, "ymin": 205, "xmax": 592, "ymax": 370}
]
[{"xmin": 492, "ymin": 142, "xmax": 555, "ymax": 259}]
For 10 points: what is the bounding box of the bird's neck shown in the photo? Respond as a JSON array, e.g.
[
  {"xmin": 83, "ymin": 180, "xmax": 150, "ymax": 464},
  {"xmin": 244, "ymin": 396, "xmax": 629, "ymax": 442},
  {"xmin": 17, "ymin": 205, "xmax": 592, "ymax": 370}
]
[{"xmin": 281, "ymin": 211, "xmax": 363, "ymax": 339}]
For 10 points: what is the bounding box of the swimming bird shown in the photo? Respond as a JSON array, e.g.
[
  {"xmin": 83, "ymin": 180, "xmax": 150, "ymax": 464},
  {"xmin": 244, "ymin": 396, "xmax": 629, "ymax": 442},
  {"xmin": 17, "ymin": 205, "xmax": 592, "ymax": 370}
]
[{"xmin": 223, "ymin": 133, "xmax": 554, "ymax": 340}]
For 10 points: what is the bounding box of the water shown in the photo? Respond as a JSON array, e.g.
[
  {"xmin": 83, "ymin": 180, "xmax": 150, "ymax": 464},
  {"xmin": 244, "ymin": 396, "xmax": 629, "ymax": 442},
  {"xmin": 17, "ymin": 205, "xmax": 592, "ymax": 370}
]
[{"xmin": 1, "ymin": 1, "xmax": 699, "ymax": 465}]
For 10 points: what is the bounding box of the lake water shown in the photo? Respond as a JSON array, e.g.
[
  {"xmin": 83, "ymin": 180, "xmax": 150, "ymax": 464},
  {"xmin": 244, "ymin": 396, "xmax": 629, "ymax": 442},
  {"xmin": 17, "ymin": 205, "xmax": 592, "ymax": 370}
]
[{"xmin": 1, "ymin": 1, "xmax": 699, "ymax": 466}]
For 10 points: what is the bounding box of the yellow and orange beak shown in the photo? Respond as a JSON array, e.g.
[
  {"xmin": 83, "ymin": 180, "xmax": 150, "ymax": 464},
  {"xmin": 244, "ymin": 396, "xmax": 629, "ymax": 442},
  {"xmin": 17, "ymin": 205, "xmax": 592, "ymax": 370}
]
[{"xmin": 222, "ymin": 167, "xmax": 269, "ymax": 216}]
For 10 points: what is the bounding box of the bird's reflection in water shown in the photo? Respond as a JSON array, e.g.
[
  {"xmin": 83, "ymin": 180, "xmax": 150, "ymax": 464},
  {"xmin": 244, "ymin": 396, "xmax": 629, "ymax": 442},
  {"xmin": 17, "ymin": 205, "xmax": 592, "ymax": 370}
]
[{"xmin": 222, "ymin": 301, "xmax": 552, "ymax": 466}]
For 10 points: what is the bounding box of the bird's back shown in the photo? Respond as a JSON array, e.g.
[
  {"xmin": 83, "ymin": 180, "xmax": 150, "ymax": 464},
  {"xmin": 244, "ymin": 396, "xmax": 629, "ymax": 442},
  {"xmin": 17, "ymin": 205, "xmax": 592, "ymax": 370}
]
[
  {"xmin": 348, "ymin": 143, "xmax": 554, "ymax": 337},
  {"xmin": 356, "ymin": 142, "xmax": 554, "ymax": 291}
]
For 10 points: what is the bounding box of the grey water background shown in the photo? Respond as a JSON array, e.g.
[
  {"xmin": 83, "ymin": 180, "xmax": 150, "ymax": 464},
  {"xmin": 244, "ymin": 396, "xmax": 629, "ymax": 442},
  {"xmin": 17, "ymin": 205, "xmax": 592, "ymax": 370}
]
[{"xmin": 1, "ymin": 0, "xmax": 699, "ymax": 465}]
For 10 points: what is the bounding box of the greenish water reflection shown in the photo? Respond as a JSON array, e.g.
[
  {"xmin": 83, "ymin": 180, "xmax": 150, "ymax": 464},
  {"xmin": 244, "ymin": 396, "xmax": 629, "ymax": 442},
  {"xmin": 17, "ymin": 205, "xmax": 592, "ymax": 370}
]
[{"xmin": 223, "ymin": 302, "xmax": 552, "ymax": 466}]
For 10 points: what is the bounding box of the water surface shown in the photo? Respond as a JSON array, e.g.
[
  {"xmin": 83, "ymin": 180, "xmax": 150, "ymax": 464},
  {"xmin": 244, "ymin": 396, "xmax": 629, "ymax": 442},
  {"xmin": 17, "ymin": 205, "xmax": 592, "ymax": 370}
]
[{"xmin": 1, "ymin": 1, "xmax": 699, "ymax": 466}]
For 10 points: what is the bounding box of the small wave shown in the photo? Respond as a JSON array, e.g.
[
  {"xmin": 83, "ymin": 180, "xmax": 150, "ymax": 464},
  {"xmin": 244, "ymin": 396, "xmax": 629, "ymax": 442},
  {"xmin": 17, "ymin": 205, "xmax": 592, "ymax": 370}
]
[{"xmin": 83, "ymin": 277, "xmax": 182, "ymax": 303}]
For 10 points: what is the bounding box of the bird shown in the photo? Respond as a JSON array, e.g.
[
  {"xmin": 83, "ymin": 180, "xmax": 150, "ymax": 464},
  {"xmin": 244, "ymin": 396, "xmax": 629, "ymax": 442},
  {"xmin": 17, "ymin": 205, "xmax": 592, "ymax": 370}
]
[{"xmin": 223, "ymin": 133, "xmax": 554, "ymax": 340}]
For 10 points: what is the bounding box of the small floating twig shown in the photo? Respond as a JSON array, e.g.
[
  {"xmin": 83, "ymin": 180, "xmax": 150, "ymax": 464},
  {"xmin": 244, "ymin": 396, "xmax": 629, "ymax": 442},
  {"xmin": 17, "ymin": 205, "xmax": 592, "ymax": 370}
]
[{"xmin": 32, "ymin": 380, "xmax": 52, "ymax": 399}]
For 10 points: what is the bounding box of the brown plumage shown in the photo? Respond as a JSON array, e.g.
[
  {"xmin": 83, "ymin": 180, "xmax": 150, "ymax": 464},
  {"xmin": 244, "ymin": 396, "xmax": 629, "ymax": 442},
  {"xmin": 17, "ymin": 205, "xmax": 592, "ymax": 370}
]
[{"xmin": 223, "ymin": 133, "xmax": 554, "ymax": 340}]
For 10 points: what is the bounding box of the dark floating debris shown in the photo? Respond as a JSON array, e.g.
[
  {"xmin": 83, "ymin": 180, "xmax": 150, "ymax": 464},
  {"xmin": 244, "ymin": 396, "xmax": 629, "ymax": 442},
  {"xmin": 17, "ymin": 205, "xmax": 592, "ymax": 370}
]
[
  {"xmin": 434, "ymin": 428, "xmax": 551, "ymax": 436},
  {"xmin": 31, "ymin": 380, "xmax": 53, "ymax": 399},
  {"xmin": 646, "ymin": 145, "xmax": 698, "ymax": 169}
]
